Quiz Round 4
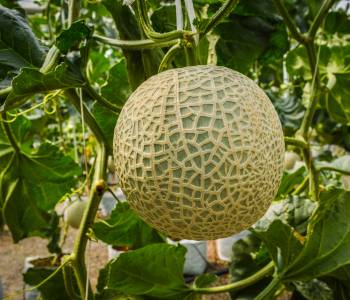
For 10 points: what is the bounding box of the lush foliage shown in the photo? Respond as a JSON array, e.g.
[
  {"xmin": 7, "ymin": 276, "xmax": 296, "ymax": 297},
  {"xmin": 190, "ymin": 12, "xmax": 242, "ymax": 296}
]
[{"xmin": 0, "ymin": 0, "xmax": 350, "ymax": 299}]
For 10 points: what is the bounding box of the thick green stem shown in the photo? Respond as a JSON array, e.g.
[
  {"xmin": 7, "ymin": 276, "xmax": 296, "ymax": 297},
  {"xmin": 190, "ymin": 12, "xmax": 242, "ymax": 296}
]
[
  {"xmin": 255, "ymin": 275, "xmax": 281, "ymax": 300},
  {"xmin": 40, "ymin": 46, "xmax": 60, "ymax": 73},
  {"xmin": 94, "ymin": 35, "xmax": 177, "ymax": 50},
  {"xmin": 302, "ymin": 148, "xmax": 319, "ymax": 201},
  {"xmin": 1, "ymin": 112, "xmax": 20, "ymax": 153},
  {"xmin": 136, "ymin": 0, "xmax": 191, "ymax": 42},
  {"xmin": 200, "ymin": 0, "xmax": 239, "ymax": 37},
  {"xmin": 308, "ymin": 0, "xmax": 337, "ymax": 39},
  {"xmin": 193, "ymin": 261, "xmax": 274, "ymax": 294},
  {"xmin": 68, "ymin": 0, "xmax": 80, "ymax": 27},
  {"xmin": 158, "ymin": 42, "xmax": 182, "ymax": 72},
  {"xmin": 284, "ymin": 136, "xmax": 308, "ymax": 149},
  {"xmin": 273, "ymin": 0, "xmax": 306, "ymax": 44},
  {"xmin": 66, "ymin": 89, "xmax": 108, "ymax": 299},
  {"xmin": 0, "ymin": 86, "xmax": 11, "ymax": 98}
]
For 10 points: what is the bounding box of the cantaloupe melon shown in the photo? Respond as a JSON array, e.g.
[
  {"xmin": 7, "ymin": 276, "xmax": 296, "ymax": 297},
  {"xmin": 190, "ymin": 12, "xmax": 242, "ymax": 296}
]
[{"xmin": 113, "ymin": 65, "xmax": 284, "ymax": 240}]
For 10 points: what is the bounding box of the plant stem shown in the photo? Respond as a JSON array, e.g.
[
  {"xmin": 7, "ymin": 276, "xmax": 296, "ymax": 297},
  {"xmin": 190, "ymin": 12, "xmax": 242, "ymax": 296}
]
[
  {"xmin": 65, "ymin": 89, "xmax": 111, "ymax": 152},
  {"xmin": 66, "ymin": 89, "xmax": 108, "ymax": 299},
  {"xmin": 0, "ymin": 86, "xmax": 12, "ymax": 98},
  {"xmin": 68, "ymin": 0, "xmax": 80, "ymax": 27},
  {"xmin": 302, "ymin": 148, "xmax": 319, "ymax": 201},
  {"xmin": 158, "ymin": 42, "xmax": 182, "ymax": 72},
  {"xmin": 136, "ymin": 0, "xmax": 192, "ymax": 42},
  {"xmin": 193, "ymin": 261, "xmax": 274, "ymax": 294},
  {"xmin": 84, "ymin": 83, "xmax": 121, "ymax": 114},
  {"xmin": 200, "ymin": 0, "xmax": 239, "ymax": 37},
  {"xmin": 40, "ymin": 46, "xmax": 60, "ymax": 73},
  {"xmin": 255, "ymin": 275, "xmax": 281, "ymax": 300},
  {"xmin": 318, "ymin": 166, "xmax": 350, "ymax": 176},
  {"xmin": 308, "ymin": 0, "xmax": 337, "ymax": 39},
  {"xmin": 93, "ymin": 35, "xmax": 177, "ymax": 50},
  {"xmin": 273, "ymin": 0, "xmax": 306, "ymax": 44},
  {"xmin": 0, "ymin": 112, "xmax": 20, "ymax": 153},
  {"xmin": 292, "ymin": 175, "xmax": 309, "ymax": 195},
  {"xmin": 284, "ymin": 136, "xmax": 308, "ymax": 149}
]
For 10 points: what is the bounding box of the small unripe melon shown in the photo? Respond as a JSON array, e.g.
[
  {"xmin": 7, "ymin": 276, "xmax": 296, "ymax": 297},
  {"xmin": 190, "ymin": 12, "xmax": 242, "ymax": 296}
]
[
  {"xmin": 64, "ymin": 200, "xmax": 87, "ymax": 229},
  {"xmin": 113, "ymin": 65, "xmax": 284, "ymax": 240},
  {"xmin": 284, "ymin": 151, "xmax": 301, "ymax": 170}
]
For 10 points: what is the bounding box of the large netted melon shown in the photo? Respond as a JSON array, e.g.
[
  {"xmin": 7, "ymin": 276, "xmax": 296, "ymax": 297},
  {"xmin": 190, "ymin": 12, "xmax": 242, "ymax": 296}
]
[{"xmin": 113, "ymin": 65, "xmax": 285, "ymax": 240}]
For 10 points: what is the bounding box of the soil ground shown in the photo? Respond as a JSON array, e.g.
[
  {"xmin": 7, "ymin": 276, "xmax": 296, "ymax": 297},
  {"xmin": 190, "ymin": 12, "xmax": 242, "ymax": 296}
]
[{"xmin": 0, "ymin": 229, "xmax": 230, "ymax": 300}]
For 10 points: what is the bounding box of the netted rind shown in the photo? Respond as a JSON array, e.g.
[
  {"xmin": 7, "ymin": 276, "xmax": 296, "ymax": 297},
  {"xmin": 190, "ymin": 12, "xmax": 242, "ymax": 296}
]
[{"xmin": 113, "ymin": 65, "xmax": 285, "ymax": 240}]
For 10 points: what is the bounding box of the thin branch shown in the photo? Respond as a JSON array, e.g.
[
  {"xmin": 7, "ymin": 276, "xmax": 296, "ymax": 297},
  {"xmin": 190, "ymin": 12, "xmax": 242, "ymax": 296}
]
[
  {"xmin": 318, "ymin": 166, "xmax": 350, "ymax": 176},
  {"xmin": 308, "ymin": 0, "xmax": 337, "ymax": 39},
  {"xmin": 65, "ymin": 89, "xmax": 110, "ymax": 151},
  {"xmin": 1, "ymin": 112, "xmax": 20, "ymax": 153},
  {"xmin": 158, "ymin": 42, "xmax": 182, "ymax": 73},
  {"xmin": 84, "ymin": 83, "xmax": 121, "ymax": 114},
  {"xmin": 136, "ymin": 0, "xmax": 191, "ymax": 42},
  {"xmin": 192, "ymin": 261, "xmax": 274, "ymax": 294},
  {"xmin": 273, "ymin": 0, "xmax": 306, "ymax": 44},
  {"xmin": 200, "ymin": 0, "xmax": 239, "ymax": 37},
  {"xmin": 284, "ymin": 136, "xmax": 308, "ymax": 149},
  {"xmin": 93, "ymin": 34, "xmax": 177, "ymax": 50}
]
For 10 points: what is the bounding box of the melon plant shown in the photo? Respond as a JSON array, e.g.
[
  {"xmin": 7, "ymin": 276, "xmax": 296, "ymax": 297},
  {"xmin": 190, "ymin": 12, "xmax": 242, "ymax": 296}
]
[
  {"xmin": 1, "ymin": 0, "xmax": 350, "ymax": 299},
  {"xmin": 114, "ymin": 65, "xmax": 285, "ymax": 240}
]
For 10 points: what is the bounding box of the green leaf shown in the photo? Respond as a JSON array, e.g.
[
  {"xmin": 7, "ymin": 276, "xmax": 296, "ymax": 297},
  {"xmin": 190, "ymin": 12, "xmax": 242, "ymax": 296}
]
[
  {"xmin": 293, "ymin": 279, "xmax": 333, "ymax": 300},
  {"xmin": 214, "ymin": 1, "xmax": 288, "ymax": 74},
  {"xmin": 23, "ymin": 257, "xmax": 72, "ymax": 300},
  {"xmin": 106, "ymin": 244, "xmax": 191, "ymax": 299},
  {"xmin": 318, "ymin": 155, "xmax": 350, "ymax": 174},
  {"xmin": 0, "ymin": 140, "xmax": 81, "ymax": 242},
  {"xmin": 93, "ymin": 202, "xmax": 164, "ymax": 249},
  {"xmin": 283, "ymin": 189, "xmax": 350, "ymax": 281},
  {"xmin": 256, "ymin": 195, "xmax": 316, "ymax": 235},
  {"xmin": 277, "ymin": 166, "xmax": 307, "ymax": 198},
  {"xmin": 254, "ymin": 220, "xmax": 303, "ymax": 270},
  {"xmin": 229, "ymin": 231, "xmax": 271, "ymax": 300},
  {"xmin": 2, "ymin": 62, "xmax": 84, "ymax": 110},
  {"xmin": 56, "ymin": 20, "xmax": 92, "ymax": 52},
  {"xmin": 151, "ymin": 5, "xmax": 176, "ymax": 33},
  {"xmin": 93, "ymin": 59, "xmax": 131, "ymax": 143},
  {"xmin": 0, "ymin": 5, "xmax": 45, "ymax": 70},
  {"xmin": 193, "ymin": 273, "xmax": 218, "ymax": 288},
  {"xmin": 324, "ymin": 11, "xmax": 350, "ymax": 35}
]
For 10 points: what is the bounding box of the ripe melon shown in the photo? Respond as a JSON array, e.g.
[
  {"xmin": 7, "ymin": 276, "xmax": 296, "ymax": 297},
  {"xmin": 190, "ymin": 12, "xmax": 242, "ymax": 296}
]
[{"xmin": 113, "ymin": 65, "xmax": 285, "ymax": 240}]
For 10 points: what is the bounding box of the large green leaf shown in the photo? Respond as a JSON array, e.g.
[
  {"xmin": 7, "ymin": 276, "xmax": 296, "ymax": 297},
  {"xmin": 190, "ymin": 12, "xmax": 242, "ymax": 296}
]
[
  {"xmin": 254, "ymin": 220, "xmax": 303, "ymax": 269},
  {"xmin": 286, "ymin": 44, "xmax": 350, "ymax": 124},
  {"xmin": 106, "ymin": 244, "xmax": 192, "ymax": 299},
  {"xmin": 92, "ymin": 59, "xmax": 131, "ymax": 143},
  {"xmin": 56, "ymin": 20, "xmax": 92, "ymax": 52},
  {"xmin": 0, "ymin": 125, "xmax": 81, "ymax": 242},
  {"xmin": 0, "ymin": 5, "xmax": 45, "ymax": 70},
  {"xmin": 93, "ymin": 202, "xmax": 164, "ymax": 249},
  {"xmin": 2, "ymin": 62, "xmax": 84, "ymax": 110},
  {"xmin": 282, "ymin": 189, "xmax": 350, "ymax": 281},
  {"xmin": 256, "ymin": 195, "xmax": 316, "ymax": 235},
  {"xmin": 214, "ymin": 0, "xmax": 289, "ymax": 74}
]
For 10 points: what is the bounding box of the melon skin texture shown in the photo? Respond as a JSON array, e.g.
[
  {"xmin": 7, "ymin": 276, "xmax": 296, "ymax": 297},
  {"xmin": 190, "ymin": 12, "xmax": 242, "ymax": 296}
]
[{"xmin": 113, "ymin": 65, "xmax": 285, "ymax": 240}]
